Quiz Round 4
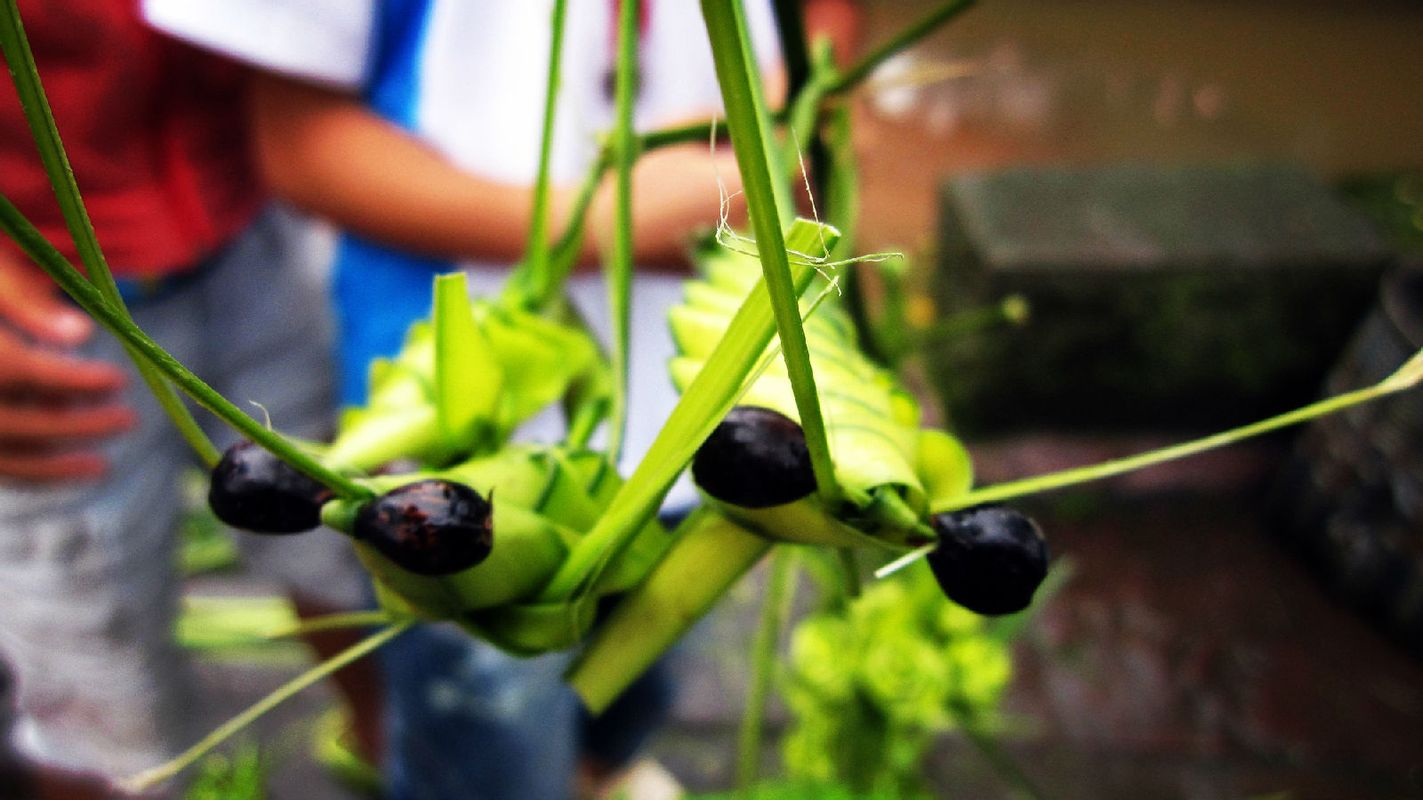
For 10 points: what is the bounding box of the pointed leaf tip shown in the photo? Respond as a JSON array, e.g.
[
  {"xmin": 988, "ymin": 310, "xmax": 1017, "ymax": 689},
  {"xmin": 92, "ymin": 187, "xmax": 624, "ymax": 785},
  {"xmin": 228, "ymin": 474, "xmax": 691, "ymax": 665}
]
[{"xmin": 1383, "ymin": 346, "xmax": 1423, "ymax": 392}]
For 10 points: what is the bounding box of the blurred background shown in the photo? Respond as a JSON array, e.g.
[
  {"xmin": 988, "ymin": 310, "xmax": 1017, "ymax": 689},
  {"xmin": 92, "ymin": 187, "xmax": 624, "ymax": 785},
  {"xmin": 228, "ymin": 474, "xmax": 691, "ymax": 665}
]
[{"xmin": 855, "ymin": 0, "xmax": 1423, "ymax": 251}]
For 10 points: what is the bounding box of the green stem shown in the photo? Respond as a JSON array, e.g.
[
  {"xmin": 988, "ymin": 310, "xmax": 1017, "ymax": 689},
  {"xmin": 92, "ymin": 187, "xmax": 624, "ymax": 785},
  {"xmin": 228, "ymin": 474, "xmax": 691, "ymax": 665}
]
[
  {"xmin": 546, "ymin": 148, "xmax": 612, "ymax": 303},
  {"xmin": 0, "ymin": 0, "xmax": 219, "ymax": 465},
  {"xmin": 522, "ymin": 0, "xmax": 569, "ymax": 287},
  {"xmin": 508, "ymin": 146, "xmax": 612, "ymax": 311},
  {"xmin": 0, "ymin": 2, "xmax": 116, "ymax": 297},
  {"xmin": 265, "ymin": 611, "xmax": 394, "ymax": 639},
  {"xmin": 565, "ymin": 393, "xmax": 609, "ymax": 450},
  {"xmin": 0, "ymin": 196, "xmax": 371, "ymax": 500},
  {"xmin": 537, "ymin": 219, "xmax": 836, "ymax": 602},
  {"xmin": 605, "ymin": 0, "xmax": 640, "ymax": 463},
  {"xmin": 736, "ymin": 547, "xmax": 795, "ymax": 792},
  {"xmin": 781, "ymin": 64, "xmax": 831, "ymax": 187},
  {"xmin": 826, "ymin": 0, "xmax": 977, "ymax": 95},
  {"xmin": 703, "ymin": 0, "xmax": 840, "ymax": 508},
  {"xmin": 946, "ymin": 349, "xmax": 1423, "ymax": 511},
  {"xmin": 119, "ymin": 621, "xmax": 412, "ymax": 793},
  {"xmin": 821, "ymin": 100, "xmax": 880, "ymax": 361},
  {"xmin": 836, "ymin": 547, "xmax": 862, "ymax": 598},
  {"xmin": 639, "ymin": 117, "xmax": 733, "ymax": 151},
  {"xmin": 633, "ymin": 0, "xmax": 978, "ymax": 156}
]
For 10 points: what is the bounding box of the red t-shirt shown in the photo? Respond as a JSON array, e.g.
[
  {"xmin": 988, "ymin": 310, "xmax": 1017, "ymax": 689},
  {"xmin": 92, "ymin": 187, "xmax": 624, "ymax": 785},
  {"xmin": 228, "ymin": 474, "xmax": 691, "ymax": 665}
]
[{"xmin": 0, "ymin": 0, "xmax": 263, "ymax": 278}]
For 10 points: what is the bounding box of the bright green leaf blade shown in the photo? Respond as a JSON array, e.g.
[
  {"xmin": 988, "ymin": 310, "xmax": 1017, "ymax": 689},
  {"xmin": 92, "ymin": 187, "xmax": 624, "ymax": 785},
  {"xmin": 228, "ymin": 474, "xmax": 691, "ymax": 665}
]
[
  {"xmin": 537, "ymin": 219, "xmax": 839, "ymax": 602},
  {"xmin": 483, "ymin": 306, "xmax": 600, "ymax": 431},
  {"xmin": 435, "ymin": 273, "xmax": 501, "ymax": 445},
  {"xmin": 567, "ymin": 508, "xmax": 770, "ymax": 712},
  {"xmin": 918, "ymin": 428, "xmax": 975, "ymax": 512}
]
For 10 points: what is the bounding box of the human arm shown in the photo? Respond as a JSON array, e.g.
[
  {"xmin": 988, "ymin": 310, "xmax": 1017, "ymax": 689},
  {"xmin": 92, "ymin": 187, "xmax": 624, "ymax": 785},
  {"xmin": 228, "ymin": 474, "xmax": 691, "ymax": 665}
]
[
  {"xmin": 250, "ymin": 72, "xmax": 739, "ymax": 270},
  {"xmin": 0, "ymin": 251, "xmax": 134, "ymax": 481}
]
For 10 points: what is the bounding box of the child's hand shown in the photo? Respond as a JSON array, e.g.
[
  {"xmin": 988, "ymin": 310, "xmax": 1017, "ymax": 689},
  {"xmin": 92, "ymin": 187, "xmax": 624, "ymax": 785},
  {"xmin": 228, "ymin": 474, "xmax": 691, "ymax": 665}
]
[
  {"xmin": 0, "ymin": 252, "xmax": 134, "ymax": 481},
  {"xmin": 584, "ymin": 143, "xmax": 746, "ymax": 270}
]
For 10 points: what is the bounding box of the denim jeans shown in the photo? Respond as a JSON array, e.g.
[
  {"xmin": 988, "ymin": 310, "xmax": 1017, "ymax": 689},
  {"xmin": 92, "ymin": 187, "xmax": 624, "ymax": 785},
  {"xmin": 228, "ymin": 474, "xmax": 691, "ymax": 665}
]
[
  {"xmin": 379, "ymin": 623, "xmax": 581, "ymax": 800},
  {"xmin": 0, "ymin": 207, "xmax": 361, "ymax": 777}
]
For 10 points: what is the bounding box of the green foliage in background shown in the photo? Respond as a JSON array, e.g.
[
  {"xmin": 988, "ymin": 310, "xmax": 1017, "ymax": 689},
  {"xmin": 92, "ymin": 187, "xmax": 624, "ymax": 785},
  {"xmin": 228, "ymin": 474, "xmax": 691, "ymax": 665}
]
[
  {"xmin": 184, "ymin": 743, "xmax": 266, "ymax": 800},
  {"xmin": 780, "ymin": 562, "xmax": 1013, "ymax": 797}
]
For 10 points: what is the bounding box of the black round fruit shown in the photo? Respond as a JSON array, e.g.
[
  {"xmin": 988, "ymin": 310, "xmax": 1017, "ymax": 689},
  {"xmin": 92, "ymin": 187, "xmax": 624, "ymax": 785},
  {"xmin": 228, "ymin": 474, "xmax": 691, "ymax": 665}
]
[
  {"xmin": 692, "ymin": 405, "xmax": 816, "ymax": 508},
  {"xmin": 927, "ymin": 505, "xmax": 1048, "ymax": 616},
  {"xmin": 209, "ymin": 441, "xmax": 331, "ymax": 534},
  {"xmin": 354, "ymin": 480, "xmax": 494, "ymax": 576}
]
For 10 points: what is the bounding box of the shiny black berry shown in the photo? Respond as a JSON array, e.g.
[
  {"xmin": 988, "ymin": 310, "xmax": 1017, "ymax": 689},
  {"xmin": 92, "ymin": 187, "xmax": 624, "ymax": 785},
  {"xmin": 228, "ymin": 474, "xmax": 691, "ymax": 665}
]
[
  {"xmin": 927, "ymin": 505, "xmax": 1048, "ymax": 616},
  {"xmin": 354, "ymin": 480, "xmax": 493, "ymax": 576},
  {"xmin": 209, "ymin": 441, "xmax": 331, "ymax": 534},
  {"xmin": 692, "ymin": 406, "xmax": 816, "ymax": 508}
]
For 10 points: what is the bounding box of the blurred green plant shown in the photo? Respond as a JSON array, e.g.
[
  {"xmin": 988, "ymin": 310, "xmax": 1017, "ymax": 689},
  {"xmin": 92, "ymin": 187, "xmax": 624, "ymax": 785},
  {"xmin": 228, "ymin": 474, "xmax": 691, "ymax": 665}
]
[
  {"xmin": 690, "ymin": 781, "xmax": 905, "ymax": 799},
  {"xmin": 178, "ymin": 469, "xmax": 241, "ymax": 576},
  {"xmin": 184, "ymin": 742, "xmax": 266, "ymax": 800},
  {"xmin": 779, "ymin": 561, "xmax": 1038, "ymax": 797}
]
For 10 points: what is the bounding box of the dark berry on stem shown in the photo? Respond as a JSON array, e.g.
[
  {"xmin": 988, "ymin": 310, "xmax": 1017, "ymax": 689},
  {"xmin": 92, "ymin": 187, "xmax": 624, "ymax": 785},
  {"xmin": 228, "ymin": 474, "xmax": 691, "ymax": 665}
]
[
  {"xmin": 354, "ymin": 480, "xmax": 493, "ymax": 576},
  {"xmin": 209, "ymin": 440, "xmax": 332, "ymax": 534},
  {"xmin": 692, "ymin": 405, "xmax": 816, "ymax": 508},
  {"xmin": 927, "ymin": 505, "xmax": 1049, "ymax": 616}
]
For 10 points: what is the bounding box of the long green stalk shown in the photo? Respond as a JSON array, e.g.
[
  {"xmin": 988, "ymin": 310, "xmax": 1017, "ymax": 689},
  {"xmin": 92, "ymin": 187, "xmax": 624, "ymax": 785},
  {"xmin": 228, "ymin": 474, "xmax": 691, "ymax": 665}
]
[
  {"xmin": 736, "ymin": 548, "xmax": 796, "ymax": 793},
  {"xmin": 567, "ymin": 510, "xmax": 771, "ymax": 712},
  {"xmin": 550, "ymin": 148, "xmax": 611, "ymax": 296},
  {"xmin": 536, "ymin": 220, "xmax": 836, "ymax": 602},
  {"xmin": 119, "ymin": 621, "xmax": 412, "ymax": 793},
  {"xmin": 946, "ymin": 348, "xmax": 1423, "ymax": 511},
  {"xmin": 826, "ymin": 0, "xmax": 976, "ymax": 95},
  {"xmin": 265, "ymin": 610, "xmax": 393, "ymax": 639},
  {"xmin": 638, "ymin": 0, "xmax": 978, "ymax": 154},
  {"xmin": 0, "ymin": 0, "xmax": 218, "ymax": 465},
  {"xmin": 605, "ymin": 0, "xmax": 640, "ymax": 462},
  {"xmin": 0, "ymin": 196, "xmax": 371, "ymax": 500},
  {"xmin": 524, "ymin": 0, "xmax": 979, "ymax": 305},
  {"xmin": 522, "ymin": 0, "xmax": 570, "ymax": 287},
  {"xmin": 703, "ymin": 0, "xmax": 840, "ymax": 507}
]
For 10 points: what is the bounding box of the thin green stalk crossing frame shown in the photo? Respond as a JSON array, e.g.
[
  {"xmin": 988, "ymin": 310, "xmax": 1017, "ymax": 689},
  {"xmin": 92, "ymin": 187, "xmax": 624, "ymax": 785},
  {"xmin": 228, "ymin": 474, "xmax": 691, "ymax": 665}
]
[
  {"xmin": 521, "ymin": 0, "xmax": 570, "ymax": 293},
  {"xmin": 955, "ymin": 712, "xmax": 1047, "ymax": 800},
  {"xmin": 119, "ymin": 621, "xmax": 413, "ymax": 793},
  {"xmin": 702, "ymin": 0, "xmax": 841, "ymax": 507},
  {"xmin": 536, "ymin": 220, "xmax": 838, "ymax": 603},
  {"xmin": 943, "ymin": 351, "xmax": 1423, "ymax": 510},
  {"xmin": 736, "ymin": 547, "xmax": 797, "ymax": 792},
  {"xmin": 605, "ymin": 0, "xmax": 641, "ymax": 463},
  {"xmin": 523, "ymin": 0, "xmax": 978, "ymax": 306},
  {"xmin": 0, "ymin": 0, "xmax": 219, "ymax": 465},
  {"xmin": 827, "ymin": 0, "xmax": 975, "ymax": 95},
  {"xmin": 639, "ymin": 0, "xmax": 979, "ymax": 152},
  {"xmin": 265, "ymin": 610, "xmax": 394, "ymax": 639},
  {"xmin": 0, "ymin": 197, "xmax": 372, "ymax": 500}
]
